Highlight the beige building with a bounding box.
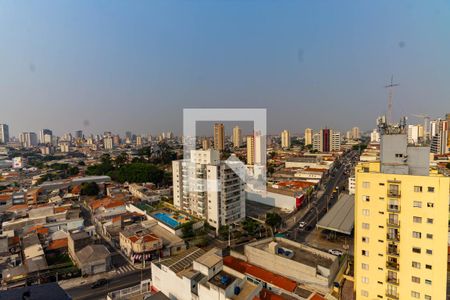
[246,135,255,165]
[304,128,313,146]
[232,126,241,148]
[119,224,163,263]
[280,130,290,149]
[213,123,224,151]
[202,138,210,150]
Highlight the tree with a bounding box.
[80,182,99,196]
[181,222,194,238]
[242,219,259,235]
[265,213,282,231]
[68,166,79,176]
[114,152,128,168]
[218,225,230,240]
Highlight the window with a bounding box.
[379,182,385,186]
[426,249,433,255]
[427,186,435,192]
[425,279,432,285]
[362,181,370,188]
[362,250,369,256]
[361,263,369,270]
[411,291,420,298]
[427,218,433,224]
[412,247,421,254]
[362,195,370,202]
[425,264,432,270]
[411,276,420,283]
[362,223,370,229]
[427,202,434,208]
[395,153,403,158]
[425,296,432,300]
[361,290,369,297]
[412,231,421,239]
[362,209,370,216]
[412,261,421,269]
[413,216,422,223]
[413,201,422,208]
[414,186,423,192]
[362,236,369,243]
[361,276,369,284]
[426,233,433,239]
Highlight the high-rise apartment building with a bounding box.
[172,149,245,231]
[355,120,449,300]
[280,130,290,149]
[202,139,210,150]
[370,129,380,143]
[0,124,9,144]
[39,129,53,144]
[246,135,254,165]
[430,119,448,154]
[312,128,340,152]
[352,127,360,140]
[104,136,114,150]
[232,126,241,148]
[213,123,224,151]
[20,132,38,148]
[304,128,313,146]
[74,130,83,140]
[136,135,143,146]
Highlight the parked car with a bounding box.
[328,249,343,256]
[298,221,307,229]
[91,278,108,289]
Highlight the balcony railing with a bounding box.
[386,277,399,285]
[385,290,399,299]
[387,219,400,227]
[387,191,401,198]
[386,234,400,242]
[386,261,400,271]
[387,204,400,213]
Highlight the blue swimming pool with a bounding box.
[153,212,181,228]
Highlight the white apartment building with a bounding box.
[19,132,38,148]
[370,129,380,143]
[104,136,114,150]
[172,149,245,231]
[280,130,290,149]
[232,126,241,148]
[304,128,313,146]
[0,124,10,144]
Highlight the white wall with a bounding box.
[246,190,296,212]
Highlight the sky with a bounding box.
[1,0,450,137]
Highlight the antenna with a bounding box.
[385,75,399,123]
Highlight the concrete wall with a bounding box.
[151,263,193,300]
[246,190,296,212]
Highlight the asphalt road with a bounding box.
[67,269,152,300]
[288,151,357,242]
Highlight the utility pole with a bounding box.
[385,75,399,123]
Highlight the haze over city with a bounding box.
[1,1,450,136]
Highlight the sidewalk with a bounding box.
[58,269,119,290]
[284,190,325,230]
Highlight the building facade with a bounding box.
[232,126,241,148]
[280,130,290,149]
[354,121,449,300]
[0,124,9,144]
[213,123,224,151]
[304,128,313,146]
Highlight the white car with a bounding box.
[328,249,343,256]
[298,221,307,229]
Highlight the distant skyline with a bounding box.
[1,1,450,136]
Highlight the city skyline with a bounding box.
[1,1,450,136]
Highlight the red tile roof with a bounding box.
[6,204,28,212]
[254,289,285,300]
[47,238,68,250]
[223,256,297,292]
[90,197,125,210]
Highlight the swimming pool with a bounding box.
[153,212,181,228]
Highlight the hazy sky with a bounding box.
[1,1,450,137]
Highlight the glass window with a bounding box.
[426,233,433,239]
[412,261,421,269]
[361,263,369,270]
[427,218,433,224]
[362,181,370,188]
[413,201,422,208]
[411,276,420,283]
[362,223,370,229]
[413,216,422,223]
[412,247,421,254]
[427,186,434,192]
[414,186,423,192]
[362,209,370,216]
[412,231,421,239]
[411,291,420,298]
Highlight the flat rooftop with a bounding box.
[251,239,334,268]
[316,193,354,235]
[159,247,205,274]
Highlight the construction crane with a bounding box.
[385,75,399,123]
[411,113,431,140]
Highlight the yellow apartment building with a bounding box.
[355,120,449,300]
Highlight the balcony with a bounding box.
[386,261,399,271]
[387,219,400,227]
[385,291,399,299]
[387,247,399,257]
[387,190,401,198]
[386,233,400,242]
[387,204,400,213]
[386,277,399,285]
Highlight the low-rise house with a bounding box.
[120,224,163,263]
[128,183,161,204]
[0,282,72,300]
[90,197,127,221]
[75,244,111,275]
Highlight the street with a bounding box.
[66,269,152,300]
